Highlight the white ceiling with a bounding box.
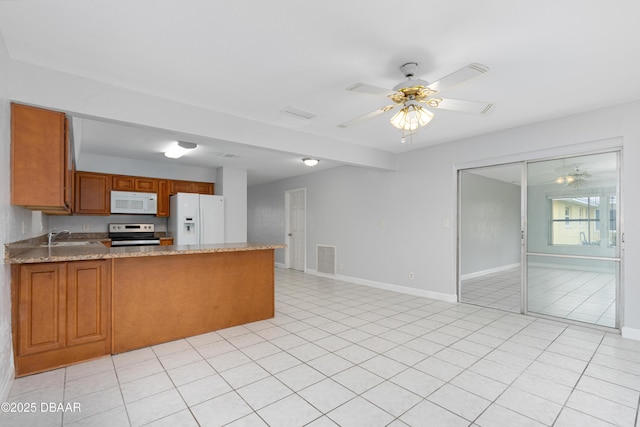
[1,1,639,185]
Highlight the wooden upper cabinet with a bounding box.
[112,175,158,193]
[170,180,214,195]
[135,177,157,193]
[11,103,73,214]
[75,172,110,215]
[111,175,135,191]
[74,171,213,217]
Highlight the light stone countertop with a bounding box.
[5,241,285,264]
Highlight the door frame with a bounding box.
[284,188,306,270]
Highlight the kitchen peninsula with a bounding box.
[6,240,284,376]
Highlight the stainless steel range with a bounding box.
[108,223,160,247]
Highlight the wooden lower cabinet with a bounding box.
[12,260,111,376]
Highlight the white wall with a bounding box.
[216,167,247,243]
[77,153,216,182]
[248,101,640,337]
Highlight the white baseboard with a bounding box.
[305,269,457,303]
[461,263,520,280]
[621,327,640,341]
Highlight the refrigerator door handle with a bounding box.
[199,206,204,242]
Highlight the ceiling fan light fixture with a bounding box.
[556,166,590,188]
[389,102,433,131]
[302,158,319,167]
[164,141,197,159]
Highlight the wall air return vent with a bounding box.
[316,245,336,275]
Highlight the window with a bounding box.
[550,196,601,245]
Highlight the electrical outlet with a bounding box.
[21,221,26,235]
[82,224,90,231]
[339,263,344,270]
[409,272,414,280]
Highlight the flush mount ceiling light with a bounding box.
[164,141,197,159]
[302,158,319,167]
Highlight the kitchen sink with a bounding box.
[41,241,102,247]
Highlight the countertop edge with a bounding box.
[5,243,286,264]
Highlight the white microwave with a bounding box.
[110,191,158,215]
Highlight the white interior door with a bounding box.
[286,189,305,271]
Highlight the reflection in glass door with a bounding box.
[459,164,523,313]
[526,152,620,328]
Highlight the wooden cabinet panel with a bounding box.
[75,172,110,215]
[170,180,194,194]
[66,261,110,347]
[17,264,66,356]
[157,179,170,217]
[159,238,173,246]
[11,103,72,214]
[170,180,214,195]
[193,181,214,194]
[135,177,157,192]
[112,175,135,191]
[112,175,158,193]
[113,250,274,353]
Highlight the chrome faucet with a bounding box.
[48,229,71,246]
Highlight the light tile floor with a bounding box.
[461,266,616,328]
[3,269,639,426]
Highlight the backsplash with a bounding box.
[49,214,168,233]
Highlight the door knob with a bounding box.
[288,233,292,236]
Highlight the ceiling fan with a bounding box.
[338,62,494,138]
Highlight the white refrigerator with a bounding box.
[168,193,224,245]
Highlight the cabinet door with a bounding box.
[75,172,110,215]
[170,180,214,195]
[157,179,170,217]
[193,182,214,194]
[170,180,193,194]
[17,264,66,356]
[66,261,110,347]
[112,175,135,191]
[11,103,70,213]
[135,177,157,192]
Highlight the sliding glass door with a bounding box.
[526,152,620,327]
[458,164,523,313]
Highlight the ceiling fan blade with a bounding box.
[426,63,489,94]
[338,104,398,128]
[345,83,396,97]
[423,98,494,115]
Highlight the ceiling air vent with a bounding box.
[215,152,238,158]
[281,105,317,120]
